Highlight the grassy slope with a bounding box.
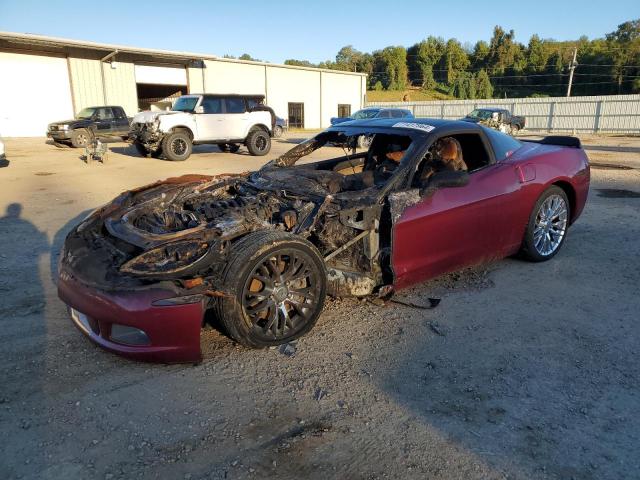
[367,88,453,103]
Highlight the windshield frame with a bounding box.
[261,126,425,202]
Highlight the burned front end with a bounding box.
[59,127,416,361]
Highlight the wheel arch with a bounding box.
[246,123,271,138]
[169,126,194,140]
[550,180,577,224]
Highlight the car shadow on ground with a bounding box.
[369,217,640,479]
[108,143,253,160]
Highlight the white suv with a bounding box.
[129,94,275,161]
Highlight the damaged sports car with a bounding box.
[58,118,590,362]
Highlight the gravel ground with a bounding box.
[0,134,639,479]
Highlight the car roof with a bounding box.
[181,93,264,99]
[328,117,481,134]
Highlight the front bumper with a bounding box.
[58,270,205,363]
[47,130,71,140]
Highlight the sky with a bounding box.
[0,0,638,64]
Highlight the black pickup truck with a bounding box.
[47,106,131,147]
[462,108,526,135]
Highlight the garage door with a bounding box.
[134,65,187,85]
[0,52,74,137]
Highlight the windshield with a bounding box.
[467,109,494,120]
[352,109,380,120]
[77,108,96,119]
[172,97,199,112]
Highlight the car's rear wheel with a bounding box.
[215,231,327,348]
[520,186,570,262]
[246,129,271,156]
[162,131,192,161]
[70,129,89,148]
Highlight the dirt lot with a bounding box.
[1,134,639,480]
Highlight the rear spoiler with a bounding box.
[524,135,582,148]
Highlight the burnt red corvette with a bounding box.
[58,118,589,362]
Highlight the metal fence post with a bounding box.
[548,102,556,133]
[440,103,445,119]
[594,100,603,134]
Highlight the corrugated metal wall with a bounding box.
[368,94,640,134]
[68,58,103,113]
[101,61,138,117]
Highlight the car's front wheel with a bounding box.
[162,131,192,161]
[510,124,520,136]
[520,186,570,262]
[245,129,271,156]
[70,129,90,148]
[215,231,327,348]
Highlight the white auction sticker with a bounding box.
[392,122,435,132]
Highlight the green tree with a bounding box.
[471,40,490,70]
[452,71,476,99]
[475,69,493,98]
[374,46,408,90]
[408,36,445,88]
[284,59,316,67]
[440,39,470,84]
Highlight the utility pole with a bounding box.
[566,47,578,97]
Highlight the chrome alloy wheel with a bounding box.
[533,194,568,256]
[241,250,321,341]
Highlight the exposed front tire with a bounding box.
[215,231,327,348]
[245,129,271,156]
[520,186,570,262]
[162,131,192,161]
[70,129,90,148]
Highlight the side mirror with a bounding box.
[194,105,204,114]
[419,171,470,197]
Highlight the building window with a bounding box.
[288,102,304,128]
[338,104,351,118]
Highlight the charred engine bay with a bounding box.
[61,169,387,296]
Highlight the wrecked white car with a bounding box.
[129,94,275,161]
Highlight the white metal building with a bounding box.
[0,32,367,137]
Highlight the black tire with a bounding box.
[510,125,520,136]
[133,141,150,157]
[520,186,570,262]
[245,129,271,156]
[162,131,192,161]
[70,129,90,148]
[273,125,283,138]
[228,143,241,153]
[214,231,327,348]
[218,143,230,152]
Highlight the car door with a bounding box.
[195,97,224,140]
[219,97,250,140]
[110,107,129,135]
[390,133,524,289]
[94,107,114,135]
